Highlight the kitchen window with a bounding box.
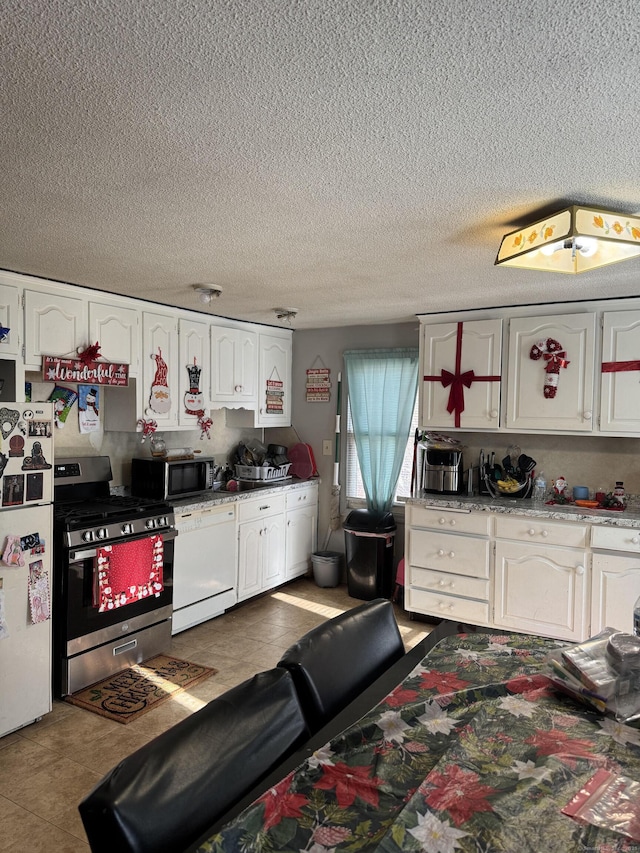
[345,398,419,505]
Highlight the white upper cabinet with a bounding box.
[256,332,292,427]
[0,282,21,356]
[505,312,596,432]
[420,319,502,430]
[599,309,640,433]
[178,317,210,428]
[141,311,180,428]
[210,325,257,408]
[24,287,87,369]
[88,301,141,376]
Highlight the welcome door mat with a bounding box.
[65,655,217,724]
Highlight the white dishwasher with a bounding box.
[172,503,237,634]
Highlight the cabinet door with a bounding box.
[286,504,318,579]
[178,317,210,427]
[494,540,588,641]
[210,326,257,407]
[238,519,264,601]
[505,312,596,431]
[89,302,140,375]
[256,333,292,427]
[420,319,502,430]
[591,552,640,634]
[0,283,20,356]
[24,288,87,368]
[600,310,640,433]
[263,513,286,589]
[142,311,179,427]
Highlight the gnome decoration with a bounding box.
[184,360,205,417]
[148,349,171,415]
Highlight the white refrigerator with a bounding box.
[0,403,54,738]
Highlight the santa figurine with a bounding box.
[553,476,568,497]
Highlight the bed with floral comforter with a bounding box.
[197,632,640,853]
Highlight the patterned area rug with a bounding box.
[65,655,217,724]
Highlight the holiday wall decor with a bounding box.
[148,349,171,414]
[530,338,570,398]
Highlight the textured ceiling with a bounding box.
[2,1,640,330]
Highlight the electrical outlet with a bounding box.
[323,439,332,456]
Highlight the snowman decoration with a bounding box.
[148,349,172,415]
[184,360,205,417]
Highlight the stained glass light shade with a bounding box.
[495,206,640,273]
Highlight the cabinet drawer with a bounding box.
[494,515,588,548]
[407,505,491,536]
[408,528,490,578]
[409,567,489,601]
[238,494,286,523]
[591,525,640,553]
[285,486,318,509]
[406,587,490,625]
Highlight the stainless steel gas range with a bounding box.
[52,456,177,696]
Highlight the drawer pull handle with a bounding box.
[449,519,456,526]
[541,530,548,537]
[528,529,535,536]
[632,537,639,545]
[438,549,445,556]
[490,409,499,419]
[438,602,454,611]
[438,579,445,586]
[439,518,446,525]
[576,565,585,575]
[449,551,455,558]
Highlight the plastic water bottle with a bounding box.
[533,472,546,504]
[634,594,640,637]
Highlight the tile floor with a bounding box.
[0,578,433,852]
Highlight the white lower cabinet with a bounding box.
[237,494,286,601]
[285,484,318,580]
[405,505,492,625]
[405,502,611,642]
[492,516,589,642]
[590,525,640,634]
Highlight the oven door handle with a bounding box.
[69,528,178,561]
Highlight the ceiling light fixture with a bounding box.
[274,307,298,323]
[192,284,223,304]
[495,205,640,273]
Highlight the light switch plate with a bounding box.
[322,440,332,456]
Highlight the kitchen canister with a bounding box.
[572,486,589,500]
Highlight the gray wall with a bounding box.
[288,321,420,566]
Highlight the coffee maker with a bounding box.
[416,443,464,495]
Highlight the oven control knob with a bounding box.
[146,518,156,529]
[96,528,107,539]
[122,523,133,535]
[158,516,167,527]
[82,530,94,542]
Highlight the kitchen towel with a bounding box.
[96,535,164,611]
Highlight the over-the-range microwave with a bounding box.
[130,456,217,501]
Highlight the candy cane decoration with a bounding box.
[529,338,570,398]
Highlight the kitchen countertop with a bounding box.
[170,478,320,514]
[406,493,640,528]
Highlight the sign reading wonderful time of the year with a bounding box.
[42,356,129,387]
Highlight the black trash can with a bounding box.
[343,509,396,600]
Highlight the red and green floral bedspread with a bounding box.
[198,633,640,852]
